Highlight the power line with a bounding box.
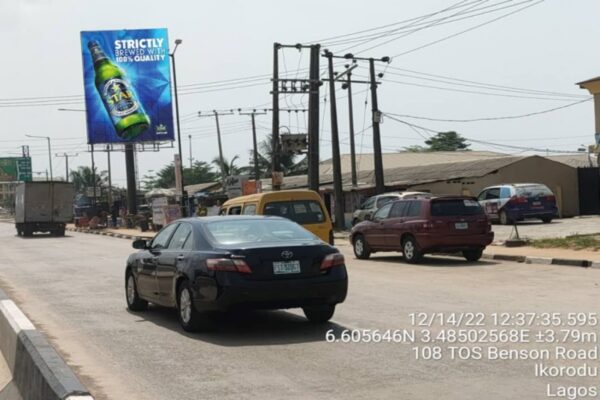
[382,98,592,123]
[392,0,545,58]
[386,66,588,99]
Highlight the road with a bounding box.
[0,221,598,399]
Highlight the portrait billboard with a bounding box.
[80,28,174,144]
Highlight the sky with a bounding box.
[1,0,599,187]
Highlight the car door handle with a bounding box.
[176,255,185,261]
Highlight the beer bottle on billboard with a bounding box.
[87,41,150,140]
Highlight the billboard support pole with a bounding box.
[91,144,96,206]
[169,39,185,215]
[125,144,137,215]
[107,146,112,207]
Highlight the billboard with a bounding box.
[80,28,174,145]
[0,158,32,182]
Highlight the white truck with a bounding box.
[15,182,74,237]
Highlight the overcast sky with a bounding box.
[1,0,599,187]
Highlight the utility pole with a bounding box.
[188,134,193,168]
[55,152,78,182]
[343,64,358,187]
[307,44,321,192]
[369,58,385,194]
[125,144,136,214]
[198,110,235,187]
[169,39,185,213]
[323,50,345,230]
[271,43,281,190]
[239,109,268,187]
[339,54,391,194]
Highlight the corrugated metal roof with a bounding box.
[319,151,506,175]
[545,154,598,168]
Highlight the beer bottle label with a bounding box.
[100,78,140,123]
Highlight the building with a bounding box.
[262,152,599,224]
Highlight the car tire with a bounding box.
[125,271,148,312]
[499,211,512,225]
[541,216,552,224]
[402,236,423,264]
[463,249,483,262]
[22,227,33,237]
[177,281,206,332]
[353,234,371,259]
[303,304,335,323]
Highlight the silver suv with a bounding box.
[352,192,431,226]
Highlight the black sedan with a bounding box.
[125,216,348,331]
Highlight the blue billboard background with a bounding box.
[80,28,174,144]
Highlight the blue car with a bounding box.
[477,184,558,225]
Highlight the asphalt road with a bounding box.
[0,221,598,400]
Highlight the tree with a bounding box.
[248,134,301,178]
[211,155,242,177]
[142,161,217,190]
[403,145,429,153]
[424,131,470,151]
[69,166,108,193]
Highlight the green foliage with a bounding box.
[211,155,241,177]
[424,131,470,151]
[69,166,108,193]
[142,161,217,190]
[531,234,600,250]
[248,134,306,178]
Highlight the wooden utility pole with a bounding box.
[369,58,385,194]
[307,44,321,192]
[198,110,235,188]
[324,50,345,230]
[55,152,78,182]
[271,43,281,190]
[239,109,267,186]
[344,67,358,187]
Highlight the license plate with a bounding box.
[455,222,468,230]
[273,260,301,274]
[532,201,541,206]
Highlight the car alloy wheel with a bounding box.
[402,236,422,264]
[125,272,147,311]
[179,288,192,325]
[353,235,370,259]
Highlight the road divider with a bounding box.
[0,288,93,400]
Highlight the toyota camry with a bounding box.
[125,216,348,331]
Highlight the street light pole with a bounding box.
[26,134,53,181]
[169,39,185,214]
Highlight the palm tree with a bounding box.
[69,166,107,193]
[249,134,301,178]
[212,155,241,177]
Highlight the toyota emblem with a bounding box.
[281,250,294,260]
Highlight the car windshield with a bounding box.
[204,219,318,245]
[515,185,553,198]
[263,200,325,224]
[431,199,484,216]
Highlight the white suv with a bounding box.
[352,191,431,226]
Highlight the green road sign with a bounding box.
[0,157,32,182]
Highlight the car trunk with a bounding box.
[514,186,556,213]
[228,243,329,281]
[430,199,489,235]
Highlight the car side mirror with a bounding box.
[132,239,149,250]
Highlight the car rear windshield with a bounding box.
[204,219,318,246]
[430,199,484,216]
[515,185,553,198]
[263,200,325,224]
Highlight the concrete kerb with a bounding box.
[0,288,93,400]
[67,227,600,270]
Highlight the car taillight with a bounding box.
[510,196,528,204]
[206,258,252,274]
[320,253,345,270]
[545,195,556,202]
[421,222,434,230]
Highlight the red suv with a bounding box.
[350,196,494,263]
